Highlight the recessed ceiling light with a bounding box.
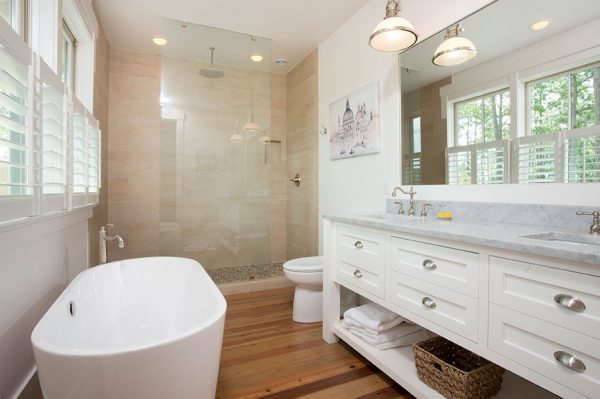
[152,37,168,46]
[251,54,264,63]
[274,58,288,65]
[530,20,550,31]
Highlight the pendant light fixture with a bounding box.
[230,121,244,143]
[369,0,418,52]
[432,24,477,67]
[243,88,260,134]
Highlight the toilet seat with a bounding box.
[283,256,323,273]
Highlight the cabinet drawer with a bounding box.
[389,271,478,341]
[489,304,600,398]
[489,257,600,340]
[338,258,385,299]
[337,225,386,272]
[390,237,479,297]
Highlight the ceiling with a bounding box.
[94,0,371,73]
[400,0,600,93]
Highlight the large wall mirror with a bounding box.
[400,0,600,186]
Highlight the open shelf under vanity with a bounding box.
[333,322,558,399]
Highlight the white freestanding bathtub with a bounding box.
[31,257,227,399]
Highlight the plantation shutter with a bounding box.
[41,59,67,212]
[0,23,33,222]
[86,113,100,202]
[564,127,600,183]
[513,133,560,184]
[446,147,472,185]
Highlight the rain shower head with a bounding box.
[199,47,225,78]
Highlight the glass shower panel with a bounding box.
[159,19,276,281]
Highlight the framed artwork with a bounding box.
[329,82,380,160]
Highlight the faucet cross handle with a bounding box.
[420,203,433,217]
[576,210,600,235]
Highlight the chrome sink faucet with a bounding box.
[576,210,600,235]
[99,224,125,264]
[392,186,417,216]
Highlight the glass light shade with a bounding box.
[230,133,244,143]
[243,120,260,133]
[432,36,477,66]
[369,17,418,52]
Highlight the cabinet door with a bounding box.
[489,256,600,340]
[390,236,479,297]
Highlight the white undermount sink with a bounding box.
[520,231,600,246]
[359,213,417,222]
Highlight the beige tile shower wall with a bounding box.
[106,49,161,261]
[88,12,110,266]
[285,49,319,259]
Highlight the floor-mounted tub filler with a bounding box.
[31,257,227,399]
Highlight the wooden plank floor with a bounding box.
[217,287,414,399]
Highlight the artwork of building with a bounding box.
[329,82,380,160]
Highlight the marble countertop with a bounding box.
[323,213,600,265]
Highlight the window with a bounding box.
[529,64,600,135]
[61,20,76,89]
[448,89,511,185]
[455,89,510,145]
[518,63,600,184]
[0,0,25,38]
[402,116,422,184]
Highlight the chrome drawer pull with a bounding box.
[422,259,437,271]
[554,351,586,373]
[554,294,586,312]
[353,270,363,278]
[354,241,364,249]
[422,297,436,309]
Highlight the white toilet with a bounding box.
[283,256,323,323]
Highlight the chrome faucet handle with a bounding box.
[394,201,404,215]
[420,203,433,217]
[577,210,600,234]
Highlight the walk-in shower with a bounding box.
[157,19,284,284]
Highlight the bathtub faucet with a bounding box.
[99,224,125,264]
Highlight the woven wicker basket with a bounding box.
[413,337,505,399]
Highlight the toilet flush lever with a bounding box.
[353,270,363,278]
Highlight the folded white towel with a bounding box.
[342,317,414,339]
[343,303,407,332]
[342,319,423,344]
[372,329,431,350]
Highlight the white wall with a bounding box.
[318,0,493,251]
[0,209,91,399]
[318,0,600,251]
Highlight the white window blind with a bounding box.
[447,140,509,185]
[87,117,100,195]
[71,98,87,196]
[447,147,472,185]
[513,133,560,184]
[40,59,67,212]
[564,127,600,183]
[402,153,421,185]
[0,21,32,222]
[475,141,509,185]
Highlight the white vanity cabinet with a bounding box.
[323,219,600,399]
